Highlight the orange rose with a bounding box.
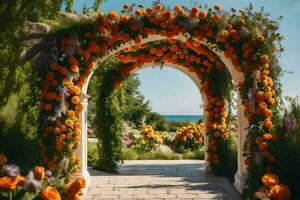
[0,153,7,167]
[42,186,61,200]
[33,166,45,180]
[262,173,279,188]
[65,119,74,127]
[270,184,291,200]
[67,178,86,200]
[0,176,25,191]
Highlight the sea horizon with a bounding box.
[162,115,203,122]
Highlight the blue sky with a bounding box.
[75,0,300,115]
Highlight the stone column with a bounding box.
[233,95,248,193]
[71,95,90,191]
[203,108,211,173]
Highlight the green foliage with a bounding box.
[181,149,204,160]
[218,134,238,183]
[88,141,99,166]
[0,62,41,172]
[121,148,182,160]
[271,97,300,199]
[123,74,151,125]
[94,60,124,173]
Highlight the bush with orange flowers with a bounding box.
[174,123,205,152]
[137,124,164,151]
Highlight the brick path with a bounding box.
[82,160,241,200]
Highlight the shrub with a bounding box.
[174,123,205,153]
[136,124,164,152]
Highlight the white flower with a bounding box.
[24,171,42,193]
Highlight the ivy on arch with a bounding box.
[39,3,288,199]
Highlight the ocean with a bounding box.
[163,115,203,122]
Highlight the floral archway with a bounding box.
[40,3,289,199]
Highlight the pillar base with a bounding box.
[233,172,246,194]
[70,170,91,194]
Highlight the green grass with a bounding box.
[88,141,99,166]
[121,148,181,160]
[88,140,205,162]
[182,149,204,160]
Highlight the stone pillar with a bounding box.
[71,95,90,192]
[233,95,248,193]
[203,109,211,173]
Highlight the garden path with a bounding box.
[82,160,241,200]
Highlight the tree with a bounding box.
[123,74,151,125]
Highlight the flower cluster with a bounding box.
[175,123,205,145]
[139,124,164,145]
[0,153,85,200]
[254,173,291,200]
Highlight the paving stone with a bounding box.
[83,160,241,200]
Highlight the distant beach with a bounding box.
[162,115,203,122]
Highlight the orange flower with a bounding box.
[0,153,7,167]
[71,65,80,73]
[0,176,25,191]
[258,35,265,42]
[260,55,269,63]
[33,166,45,180]
[44,104,53,111]
[123,3,129,10]
[262,173,279,188]
[134,36,142,44]
[71,96,80,104]
[67,110,75,118]
[67,178,86,200]
[42,186,61,200]
[214,5,221,11]
[263,133,272,140]
[53,127,60,135]
[213,14,221,22]
[46,72,55,80]
[72,86,81,95]
[270,184,291,200]
[108,10,118,19]
[198,11,206,19]
[135,9,143,16]
[65,119,74,128]
[264,119,273,129]
[259,142,268,150]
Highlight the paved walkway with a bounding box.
[83,160,241,200]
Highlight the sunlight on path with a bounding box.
[82,160,241,200]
